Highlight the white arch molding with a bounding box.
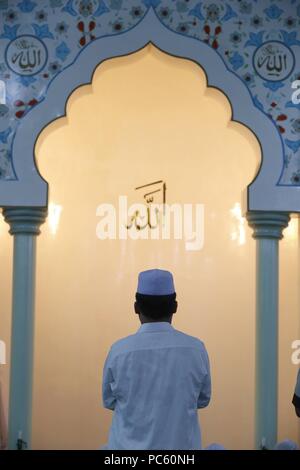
[0,8,297,212]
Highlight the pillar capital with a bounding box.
[246,211,290,240]
[2,207,47,236]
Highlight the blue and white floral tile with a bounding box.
[0,0,299,185]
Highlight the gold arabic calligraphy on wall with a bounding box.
[126,180,166,231]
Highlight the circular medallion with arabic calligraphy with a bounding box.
[5,35,48,77]
[253,40,295,82]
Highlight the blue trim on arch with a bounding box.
[5,10,150,185]
[150,9,288,188]
[0,7,299,211]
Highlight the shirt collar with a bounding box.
[137,322,174,334]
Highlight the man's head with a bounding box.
[134,269,177,323]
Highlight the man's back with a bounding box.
[102,322,211,450]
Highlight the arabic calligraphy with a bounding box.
[253,41,295,82]
[126,180,166,231]
[5,35,48,76]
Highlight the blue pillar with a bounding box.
[247,211,290,450]
[3,207,47,450]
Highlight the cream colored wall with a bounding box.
[0,45,299,449]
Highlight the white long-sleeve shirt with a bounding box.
[102,321,211,450]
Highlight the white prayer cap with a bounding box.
[137,269,175,295]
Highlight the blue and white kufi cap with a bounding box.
[137,269,175,296]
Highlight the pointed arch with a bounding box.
[0,9,288,211]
